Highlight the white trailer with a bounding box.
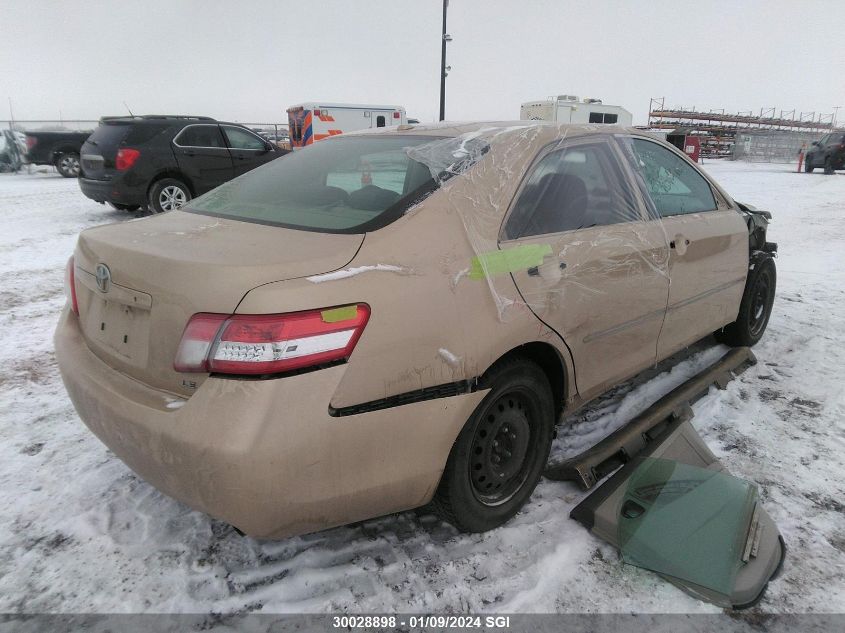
[287,102,407,149]
[520,95,632,126]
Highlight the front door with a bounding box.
[171,124,234,195]
[504,136,670,399]
[222,125,278,177]
[618,136,748,359]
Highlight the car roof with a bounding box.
[100,115,216,126]
[342,120,642,141]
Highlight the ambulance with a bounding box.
[286,103,407,149]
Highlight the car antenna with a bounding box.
[123,101,135,117]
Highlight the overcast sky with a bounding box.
[2,0,844,127]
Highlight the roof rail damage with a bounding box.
[550,347,785,609]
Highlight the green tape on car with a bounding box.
[321,305,358,323]
[469,244,552,280]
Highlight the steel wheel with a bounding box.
[469,389,535,506]
[159,185,188,211]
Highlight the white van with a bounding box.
[287,103,407,149]
[520,95,632,126]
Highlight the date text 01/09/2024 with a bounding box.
[331,615,512,629]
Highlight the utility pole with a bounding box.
[833,106,841,129]
[439,0,451,121]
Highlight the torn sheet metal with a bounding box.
[570,418,785,609]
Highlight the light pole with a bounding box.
[833,106,841,129]
[439,0,451,121]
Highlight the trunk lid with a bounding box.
[73,211,364,396]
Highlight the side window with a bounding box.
[504,141,641,239]
[588,112,619,124]
[223,126,267,150]
[174,125,226,148]
[624,138,717,217]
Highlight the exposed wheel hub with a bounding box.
[470,394,532,503]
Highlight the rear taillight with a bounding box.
[65,257,79,315]
[174,304,370,375]
[115,148,141,171]
[25,136,37,151]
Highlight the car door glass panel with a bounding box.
[174,125,226,148]
[505,141,640,239]
[625,138,716,217]
[223,126,267,150]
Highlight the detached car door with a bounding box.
[617,136,748,359]
[222,125,278,176]
[172,124,234,195]
[503,136,670,399]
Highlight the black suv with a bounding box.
[79,115,287,213]
[804,131,845,174]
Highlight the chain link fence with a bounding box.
[732,129,826,163]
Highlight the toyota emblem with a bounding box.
[95,263,111,293]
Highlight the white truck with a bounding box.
[286,102,407,149]
[520,95,632,126]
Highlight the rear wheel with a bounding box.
[823,157,835,175]
[431,357,555,532]
[149,178,191,213]
[715,256,776,347]
[55,153,80,178]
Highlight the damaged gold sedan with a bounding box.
[55,122,776,539]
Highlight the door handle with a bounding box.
[669,238,690,249]
[527,262,566,276]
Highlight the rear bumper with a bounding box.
[54,307,485,538]
[79,177,146,206]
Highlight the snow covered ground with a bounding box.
[0,162,843,615]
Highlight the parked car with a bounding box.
[24,130,92,177]
[78,115,288,213]
[55,122,777,539]
[804,131,845,174]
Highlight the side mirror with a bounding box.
[811,141,820,146]
[265,141,275,151]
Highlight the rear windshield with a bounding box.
[85,124,130,148]
[185,136,453,233]
[86,122,167,149]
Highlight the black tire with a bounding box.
[823,157,835,175]
[148,178,191,213]
[804,154,814,173]
[715,256,776,347]
[55,152,80,178]
[108,202,141,212]
[431,357,555,532]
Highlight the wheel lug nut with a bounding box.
[492,455,501,464]
[504,450,511,458]
[493,440,499,448]
[510,433,516,439]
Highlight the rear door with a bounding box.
[172,124,234,194]
[504,136,670,399]
[618,136,747,359]
[221,125,277,176]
